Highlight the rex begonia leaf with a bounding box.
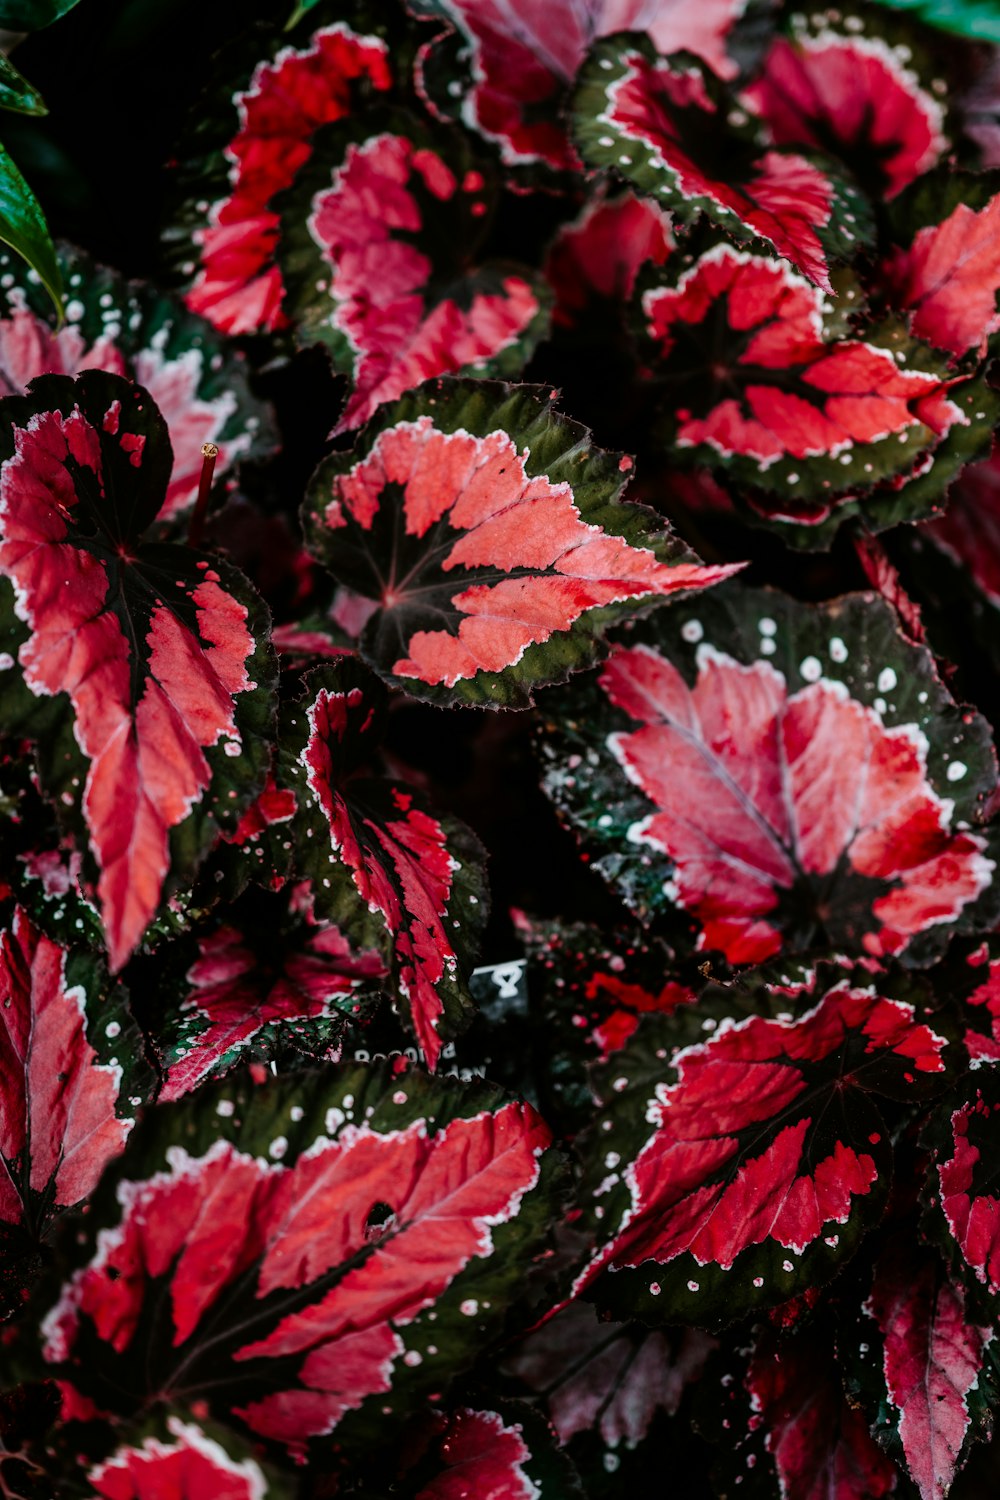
[169,14,396,335]
[0,244,275,521]
[880,171,1000,360]
[33,1065,560,1460]
[572,976,949,1327]
[154,906,385,1101]
[539,585,998,966]
[544,186,673,333]
[303,377,741,709]
[571,36,871,293]
[922,1064,1000,1309]
[744,6,950,201]
[275,659,487,1069]
[86,1414,294,1500]
[845,1235,1000,1500]
[0,370,277,972]
[0,906,153,1319]
[704,1324,900,1498]
[278,109,550,433]
[634,245,972,536]
[410,0,748,173]
[415,1402,582,1499]
[504,1299,713,1462]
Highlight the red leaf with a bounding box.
[0,372,275,970]
[868,1239,992,1500]
[601,640,990,964]
[184,23,393,334]
[157,918,385,1101]
[305,380,740,706]
[279,662,487,1068]
[747,1329,899,1498]
[545,189,673,330]
[572,42,864,291]
[925,441,1000,610]
[746,27,946,199]
[933,1078,1000,1299]
[642,244,961,481]
[415,1407,538,1499]
[0,245,274,520]
[0,908,146,1248]
[40,1071,556,1456]
[414,0,746,171]
[882,193,1000,358]
[575,976,948,1324]
[280,117,548,432]
[89,1416,276,1500]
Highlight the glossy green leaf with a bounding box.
[869,0,1000,42]
[0,0,82,28]
[0,55,44,116]
[0,144,60,318]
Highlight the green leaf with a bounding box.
[0,143,61,317]
[0,54,45,115]
[869,0,1000,42]
[0,0,82,28]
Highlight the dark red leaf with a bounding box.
[881,175,1000,358]
[540,586,997,965]
[572,37,870,291]
[156,910,385,1101]
[505,1299,713,1449]
[0,372,276,970]
[0,245,274,520]
[304,377,741,707]
[415,1406,553,1499]
[544,187,673,331]
[175,20,394,334]
[923,440,1000,615]
[0,907,152,1314]
[87,1414,291,1499]
[36,1067,559,1459]
[859,1237,996,1499]
[743,1326,899,1498]
[573,975,948,1326]
[636,244,965,521]
[411,0,746,173]
[278,111,549,432]
[923,1066,1000,1305]
[275,660,487,1068]
[745,14,948,200]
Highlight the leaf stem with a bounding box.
[188,442,219,548]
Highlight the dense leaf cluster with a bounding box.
[2,0,1000,1496]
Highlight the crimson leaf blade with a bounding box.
[304,377,741,708]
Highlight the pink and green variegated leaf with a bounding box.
[0,907,154,1319]
[304,377,741,708]
[539,584,998,966]
[633,246,981,543]
[0,244,275,521]
[33,1065,560,1461]
[845,1236,1000,1500]
[278,110,550,433]
[571,37,872,293]
[275,660,487,1069]
[572,975,949,1327]
[922,1065,1000,1308]
[86,1414,293,1500]
[414,1402,583,1498]
[504,1299,713,1472]
[544,186,673,333]
[744,7,949,201]
[703,1324,901,1498]
[410,0,748,174]
[0,371,277,973]
[154,904,385,1100]
[880,171,1000,360]
[167,14,397,335]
